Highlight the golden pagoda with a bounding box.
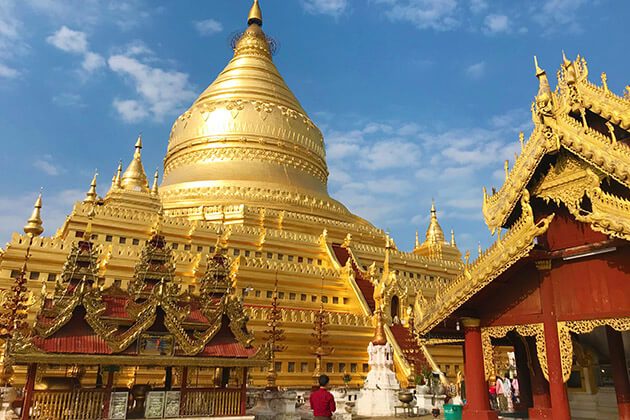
[0,1,465,389]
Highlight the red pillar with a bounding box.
[538,260,571,420]
[606,326,630,419]
[101,369,115,419]
[527,337,553,420]
[462,318,498,420]
[21,363,37,420]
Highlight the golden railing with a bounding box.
[181,388,242,417]
[30,389,106,420]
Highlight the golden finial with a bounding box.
[482,186,488,204]
[84,171,98,204]
[519,131,524,150]
[112,160,123,188]
[562,50,571,67]
[415,230,419,248]
[24,192,44,237]
[248,0,263,26]
[371,308,387,346]
[450,229,456,247]
[533,55,545,77]
[601,72,608,92]
[504,160,509,180]
[121,135,149,192]
[151,169,159,195]
[425,200,445,245]
[478,242,482,257]
[605,121,617,145]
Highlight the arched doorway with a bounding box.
[391,295,400,322]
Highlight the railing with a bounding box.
[180,388,242,417]
[31,389,106,420]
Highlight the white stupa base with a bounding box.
[356,388,400,417]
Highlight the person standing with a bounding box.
[310,374,336,420]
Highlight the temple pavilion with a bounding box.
[412,55,630,420]
[0,0,462,399]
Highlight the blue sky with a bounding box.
[0,0,628,255]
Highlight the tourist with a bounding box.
[488,381,497,410]
[310,374,336,420]
[495,375,507,412]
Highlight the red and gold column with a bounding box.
[537,260,571,420]
[462,317,498,420]
[21,363,37,420]
[606,326,630,419]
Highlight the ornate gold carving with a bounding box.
[557,322,573,383]
[534,260,551,271]
[481,324,547,381]
[565,317,630,334]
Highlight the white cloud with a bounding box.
[484,14,509,34]
[361,139,421,170]
[108,54,196,122]
[112,99,149,123]
[46,26,104,73]
[374,0,459,31]
[469,0,487,14]
[194,19,223,36]
[33,156,62,176]
[82,51,105,72]
[302,0,348,17]
[532,0,586,34]
[0,63,19,78]
[46,25,88,53]
[465,61,485,79]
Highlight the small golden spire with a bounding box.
[151,169,159,195]
[84,171,98,204]
[562,50,571,67]
[248,0,263,26]
[112,160,123,188]
[415,230,419,248]
[519,131,524,150]
[121,135,149,192]
[371,309,387,346]
[504,160,509,180]
[24,193,44,237]
[425,200,445,245]
[533,55,544,77]
[450,229,456,247]
[478,242,483,257]
[601,72,609,92]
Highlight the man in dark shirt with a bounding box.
[310,374,336,420]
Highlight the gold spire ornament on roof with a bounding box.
[450,229,456,247]
[84,172,98,204]
[248,0,263,26]
[24,193,44,237]
[151,169,159,196]
[120,135,149,192]
[425,200,445,245]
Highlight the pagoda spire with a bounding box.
[84,171,98,204]
[534,56,551,99]
[24,193,44,237]
[425,200,445,245]
[151,169,159,196]
[415,230,419,248]
[111,160,122,189]
[120,134,149,192]
[450,229,457,247]
[247,0,263,26]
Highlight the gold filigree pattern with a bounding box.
[481,324,547,380]
[565,317,630,334]
[557,322,573,382]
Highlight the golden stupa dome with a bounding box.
[160,1,352,220]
